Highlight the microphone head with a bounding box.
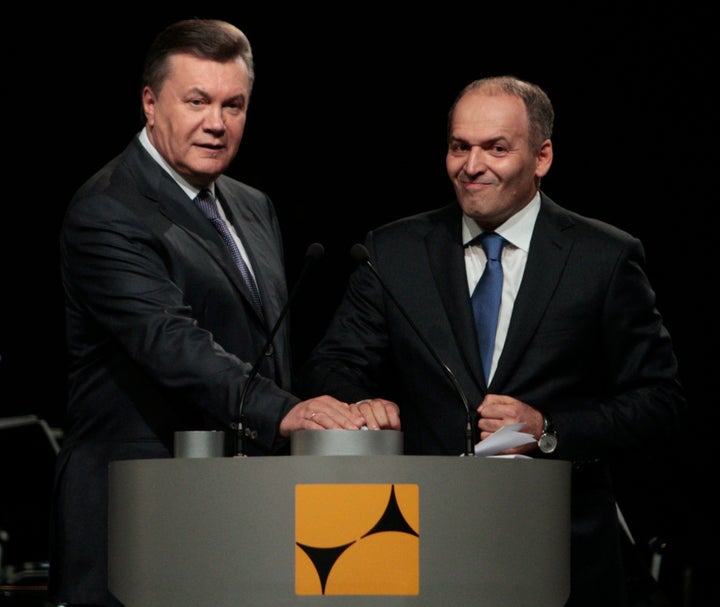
[305,242,325,261]
[350,243,370,264]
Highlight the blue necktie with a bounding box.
[194,189,264,317]
[470,232,505,383]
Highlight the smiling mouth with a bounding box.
[461,180,492,188]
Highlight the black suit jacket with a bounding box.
[49,135,300,605]
[299,194,686,606]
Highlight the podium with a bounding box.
[108,449,570,606]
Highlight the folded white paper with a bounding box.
[474,422,536,456]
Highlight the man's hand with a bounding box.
[279,396,401,436]
[348,398,401,431]
[477,394,543,455]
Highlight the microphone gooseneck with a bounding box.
[234,242,325,456]
[351,243,475,457]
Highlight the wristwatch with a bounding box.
[538,413,558,454]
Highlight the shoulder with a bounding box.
[371,204,460,243]
[215,174,278,224]
[64,156,132,231]
[215,174,271,207]
[540,193,641,250]
[65,137,152,219]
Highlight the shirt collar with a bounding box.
[461,191,541,253]
[138,127,215,201]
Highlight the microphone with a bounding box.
[234,242,325,456]
[350,243,475,457]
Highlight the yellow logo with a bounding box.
[295,484,419,595]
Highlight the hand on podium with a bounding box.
[279,396,401,436]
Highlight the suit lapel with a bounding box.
[426,209,486,392]
[164,188,260,315]
[127,140,267,326]
[214,185,274,328]
[491,197,575,390]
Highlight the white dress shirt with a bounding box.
[462,193,541,382]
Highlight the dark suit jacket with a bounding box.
[49,135,301,606]
[299,194,686,607]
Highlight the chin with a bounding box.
[459,198,488,216]
[191,161,226,180]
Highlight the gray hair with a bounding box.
[448,75,554,153]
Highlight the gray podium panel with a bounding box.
[109,456,570,606]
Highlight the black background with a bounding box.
[2,4,717,603]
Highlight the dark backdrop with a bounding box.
[2,5,716,603]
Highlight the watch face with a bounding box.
[539,433,557,454]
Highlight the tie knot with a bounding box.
[194,189,219,220]
[480,232,505,261]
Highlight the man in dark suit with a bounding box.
[298,75,686,606]
[49,18,399,607]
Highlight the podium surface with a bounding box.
[109,455,570,606]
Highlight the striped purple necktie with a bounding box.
[194,189,264,317]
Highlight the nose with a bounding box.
[464,146,486,175]
[205,105,226,132]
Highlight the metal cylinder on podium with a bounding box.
[173,430,225,458]
[290,429,403,455]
